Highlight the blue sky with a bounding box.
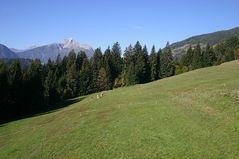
[1,0,239,51]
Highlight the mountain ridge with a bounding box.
[170,26,239,56]
[0,38,94,63]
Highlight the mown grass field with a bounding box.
[0,61,239,159]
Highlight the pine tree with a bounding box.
[91,48,103,92]
[123,45,135,85]
[150,45,158,81]
[133,41,143,83]
[44,59,58,104]
[192,43,202,69]
[160,42,175,78]
[24,59,45,112]
[111,42,123,81]
[157,49,162,79]
[8,61,23,114]
[78,55,91,95]
[181,45,193,68]
[65,50,77,98]
[97,67,109,91]
[103,47,113,89]
[76,51,87,71]
[203,43,215,67]
[141,45,150,83]
[0,61,9,119]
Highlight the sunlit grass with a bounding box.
[0,61,239,159]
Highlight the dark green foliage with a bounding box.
[141,45,150,83]
[160,43,175,78]
[2,39,238,122]
[0,61,9,119]
[24,59,45,111]
[123,45,136,85]
[149,45,158,81]
[65,51,78,97]
[179,37,239,73]
[103,47,113,89]
[181,45,193,68]
[78,52,91,95]
[97,67,109,91]
[133,42,150,83]
[44,59,58,104]
[111,42,123,81]
[157,49,162,79]
[192,43,202,69]
[91,48,103,92]
[202,44,215,67]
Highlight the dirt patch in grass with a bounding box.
[96,108,113,121]
[36,115,57,126]
[78,105,89,112]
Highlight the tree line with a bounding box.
[1,37,239,121]
[177,37,239,73]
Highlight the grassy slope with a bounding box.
[0,61,239,159]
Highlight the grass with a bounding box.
[0,60,239,159]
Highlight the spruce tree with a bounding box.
[141,45,150,83]
[160,42,175,78]
[192,43,202,69]
[0,61,9,119]
[111,42,123,81]
[91,48,103,92]
[150,45,158,81]
[103,47,113,89]
[8,61,23,114]
[24,59,45,112]
[78,55,91,95]
[203,43,215,67]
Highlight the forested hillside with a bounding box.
[1,37,239,122]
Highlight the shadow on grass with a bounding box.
[0,96,86,126]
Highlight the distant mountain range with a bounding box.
[0,38,94,63]
[170,26,239,56]
[0,44,18,59]
[1,27,239,62]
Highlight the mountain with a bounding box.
[16,38,94,63]
[0,44,18,59]
[170,26,239,56]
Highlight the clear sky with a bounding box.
[1,0,239,51]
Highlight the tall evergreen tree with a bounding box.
[91,48,103,92]
[8,61,23,114]
[160,42,175,78]
[97,67,109,91]
[133,41,143,83]
[44,59,58,104]
[111,42,123,81]
[123,45,136,85]
[192,43,202,69]
[181,45,193,67]
[150,45,158,81]
[0,61,9,119]
[157,49,162,79]
[103,47,113,89]
[65,50,78,98]
[78,53,91,95]
[141,45,150,83]
[24,59,44,112]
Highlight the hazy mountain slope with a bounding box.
[170,26,239,56]
[0,44,18,59]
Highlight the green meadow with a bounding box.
[0,60,239,159]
